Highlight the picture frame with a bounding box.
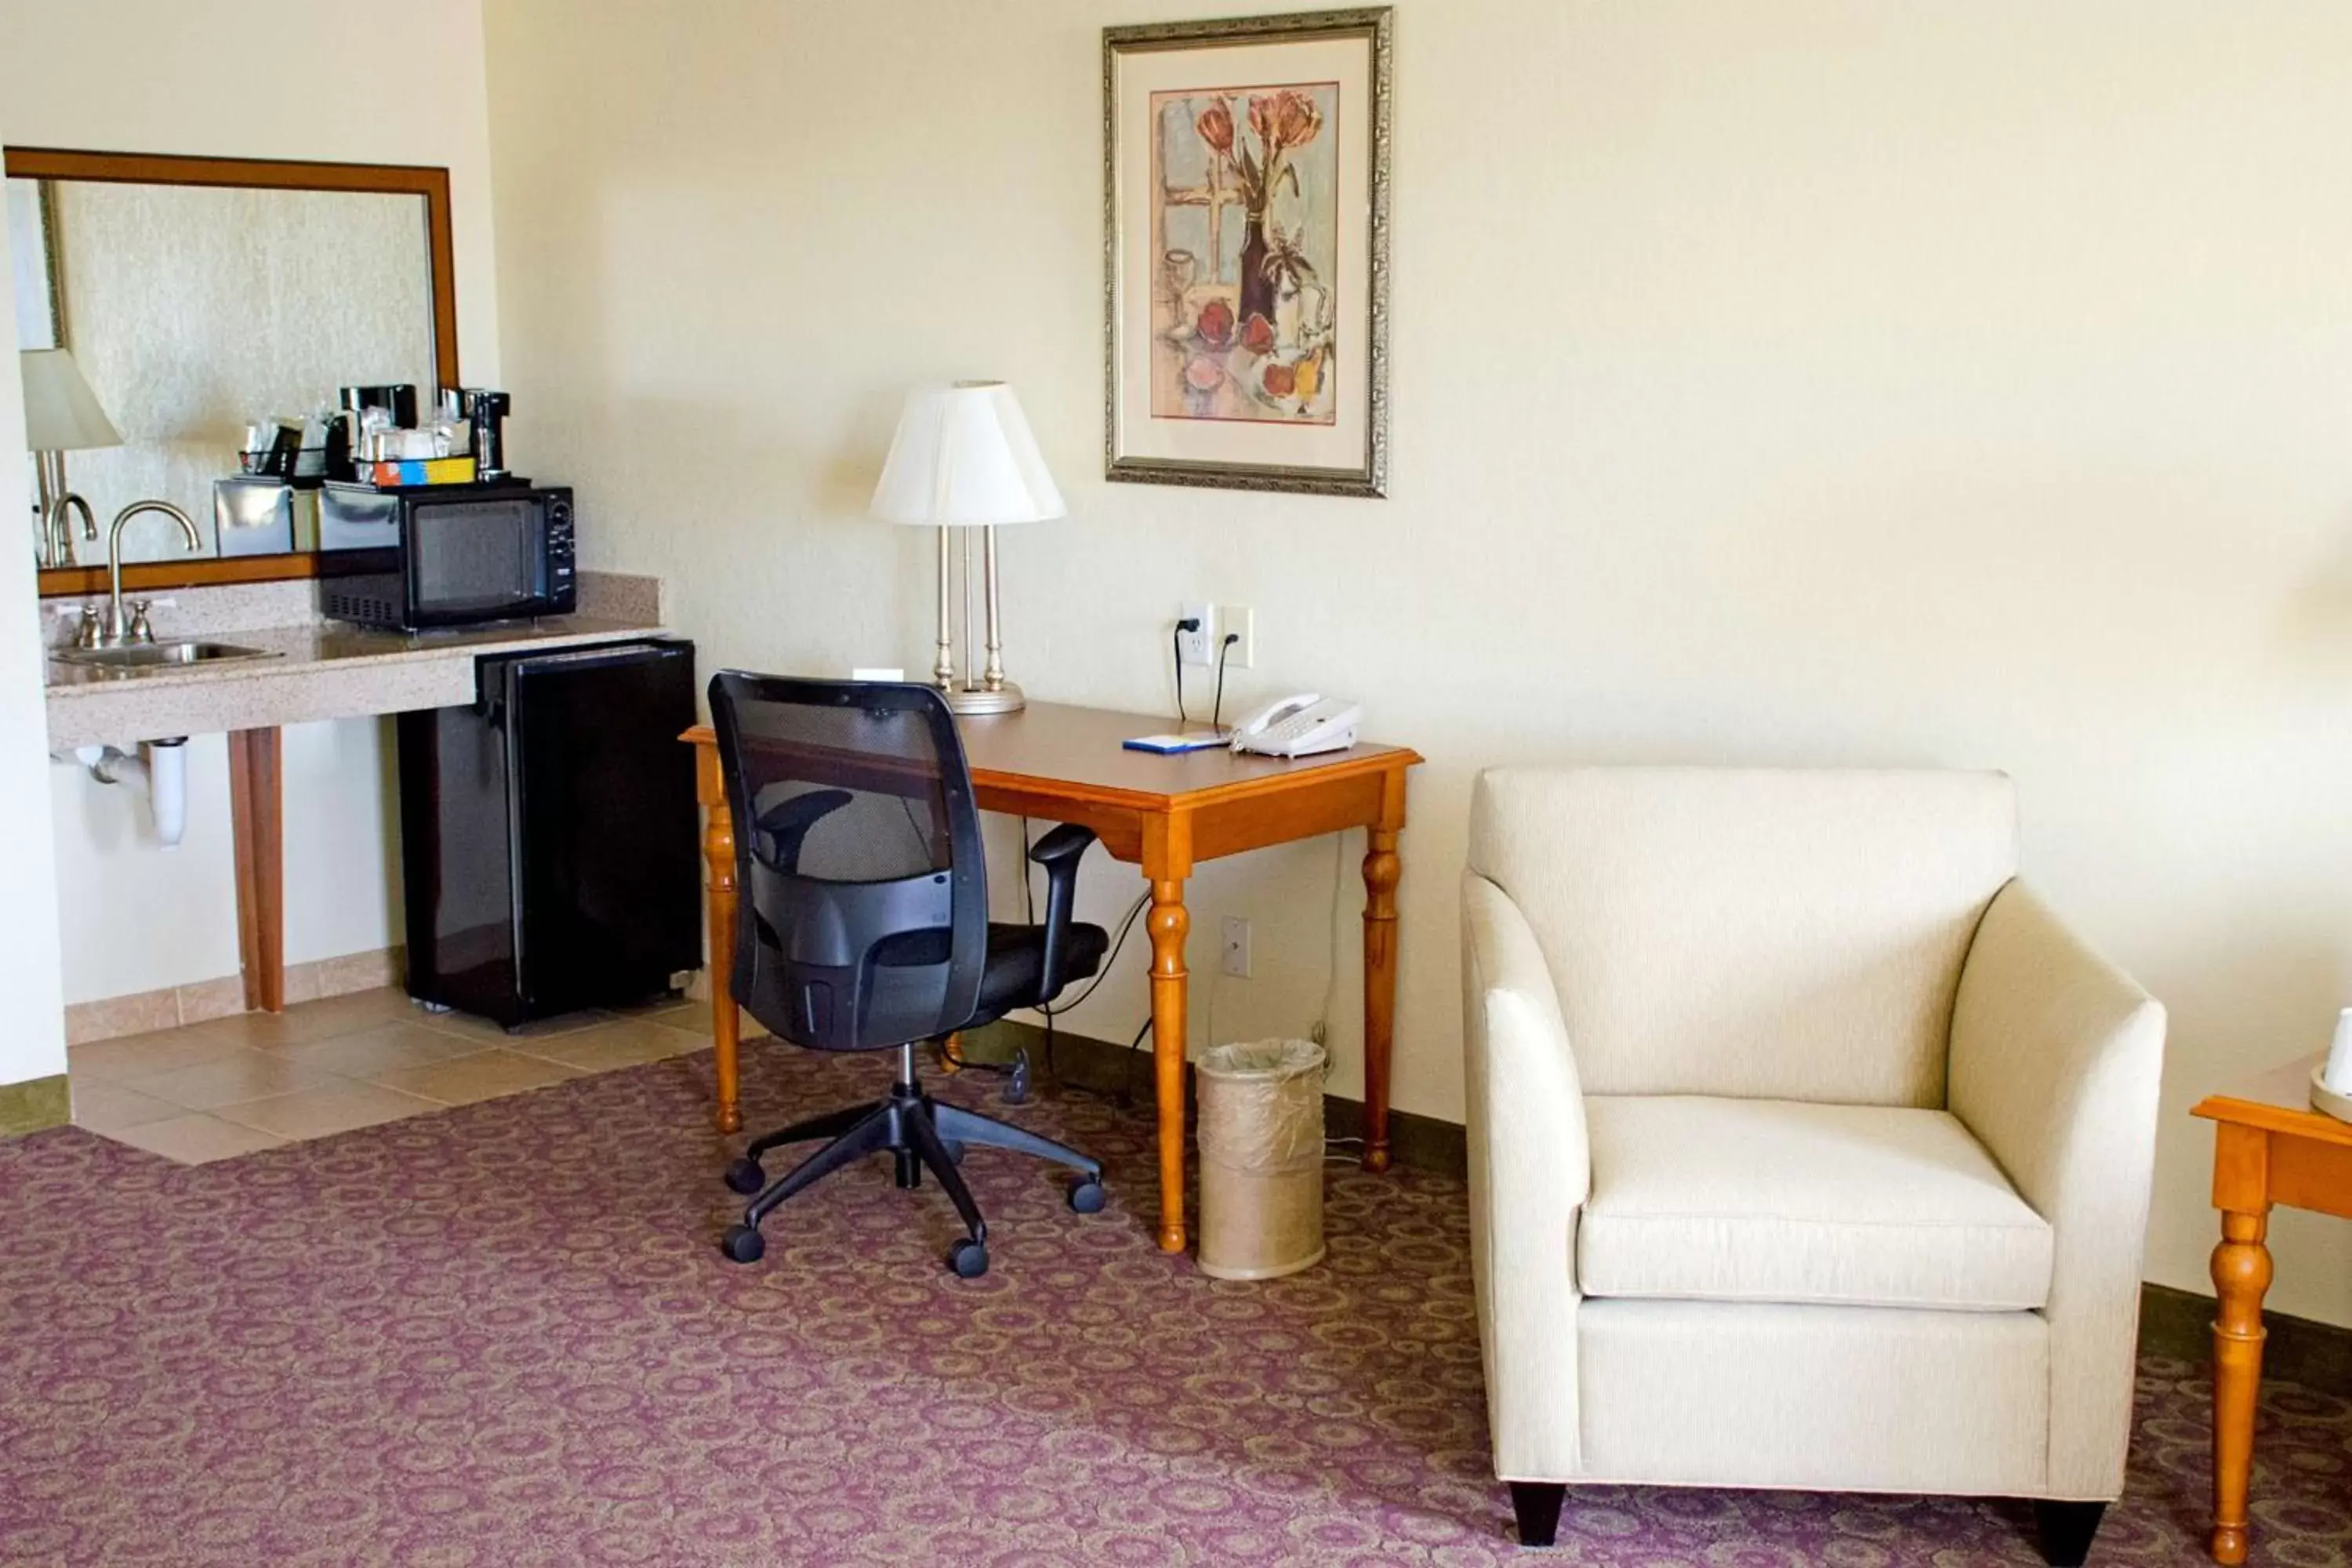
[1103,8,1392,498]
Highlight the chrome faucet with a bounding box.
[103,500,201,645]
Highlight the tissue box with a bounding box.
[213,477,294,557]
[368,456,478,487]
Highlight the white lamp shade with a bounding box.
[870,380,1064,526]
[19,348,121,451]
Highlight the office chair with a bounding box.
[707,672,1111,1278]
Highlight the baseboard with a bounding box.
[63,946,406,1046]
[2140,1282,2352,1397]
[0,1074,71,1139]
[956,1018,1468,1176]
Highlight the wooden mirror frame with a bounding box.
[8,146,459,598]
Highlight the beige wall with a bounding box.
[1,0,501,1018]
[483,0,2352,1327]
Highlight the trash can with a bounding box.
[1195,1038,1327,1279]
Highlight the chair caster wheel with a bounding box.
[1068,1178,1106,1214]
[946,1237,989,1278]
[722,1157,765,1196]
[719,1224,766,1264]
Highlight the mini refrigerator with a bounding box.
[397,638,700,1027]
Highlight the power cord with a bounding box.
[1171,618,1200,727]
[1210,632,1240,735]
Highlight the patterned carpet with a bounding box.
[0,1044,2345,1566]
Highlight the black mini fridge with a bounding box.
[397,638,700,1027]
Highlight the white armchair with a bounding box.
[1463,768,2165,1563]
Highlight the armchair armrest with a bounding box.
[1462,871,1589,1480]
[1028,822,1098,998]
[1947,879,2165,1499]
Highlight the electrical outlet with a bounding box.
[1176,601,1217,666]
[1218,604,1254,669]
[1221,915,1251,978]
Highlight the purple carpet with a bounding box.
[0,1044,2344,1566]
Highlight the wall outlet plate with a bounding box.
[1221,914,1251,978]
[1177,601,1217,666]
[1218,604,1254,670]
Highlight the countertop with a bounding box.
[43,574,669,750]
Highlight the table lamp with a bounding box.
[870,380,1064,715]
[20,347,120,568]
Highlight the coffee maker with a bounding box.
[460,389,514,481]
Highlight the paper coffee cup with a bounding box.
[2325,1008,2352,1095]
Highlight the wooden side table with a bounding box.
[2190,1055,2352,1564]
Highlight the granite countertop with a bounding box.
[42,572,670,750]
[42,613,665,694]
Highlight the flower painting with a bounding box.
[1107,9,1390,496]
[1148,83,1340,425]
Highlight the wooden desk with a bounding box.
[2190,1056,2352,1564]
[682,702,1423,1254]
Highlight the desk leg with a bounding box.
[2209,1206,2271,1565]
[1360,781,1405,1173]
[1149,877,1190,1254]
[227,728,285,1014]
[698,757,743,1136]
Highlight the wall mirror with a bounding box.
[6,147,456,597]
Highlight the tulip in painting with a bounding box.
[1149,81,1340,426]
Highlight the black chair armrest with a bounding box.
[753,789,855,872]
[1028,822,1097,999]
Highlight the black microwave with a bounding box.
[318,481,575,630]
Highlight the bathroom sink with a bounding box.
[54,640,281,671]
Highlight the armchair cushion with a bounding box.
[1579,1095,2054,1312]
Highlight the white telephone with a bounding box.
[1229,693,1362,758]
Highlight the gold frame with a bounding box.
[1103,8,1392,499]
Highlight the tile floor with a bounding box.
[66,986,727,1163]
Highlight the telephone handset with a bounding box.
[1229,692,1362,758]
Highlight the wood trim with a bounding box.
[9,145,460,599]
[38,553,321,600]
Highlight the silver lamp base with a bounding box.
[942,680,1025,716]
[931,523,1029,717]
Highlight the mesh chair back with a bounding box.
[710,673,988,1051]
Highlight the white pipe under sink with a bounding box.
[71,738,189,848]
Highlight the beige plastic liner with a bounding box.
[1195,1038,1327,1280]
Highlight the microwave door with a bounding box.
[405,499,544,624]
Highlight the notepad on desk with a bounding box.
[1123,731,1230,754]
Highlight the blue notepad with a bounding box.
[1123,731,1229,754]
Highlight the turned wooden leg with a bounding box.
[227,728,284,1014]
[1508,1481,1565,1547]
[1360,809,1403,1173]
[1148,877,1190,1254]
[2209,1207,2270,1564]
[696,747,742,1135]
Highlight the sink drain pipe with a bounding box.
[73,738,189,848]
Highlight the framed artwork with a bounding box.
[1104,8,1392,498]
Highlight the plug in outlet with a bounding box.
[1218,604,1254,669]
[1220,915,1251,978]
[1176,602,1218,666]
